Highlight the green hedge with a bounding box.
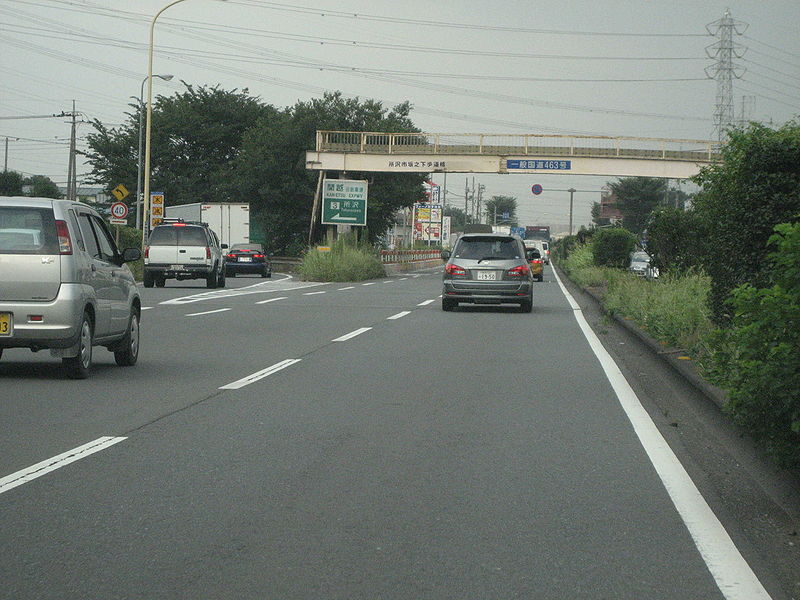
[299,236,385,282]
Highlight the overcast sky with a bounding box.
[2,0,799,231]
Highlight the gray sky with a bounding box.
[2,0,799,231]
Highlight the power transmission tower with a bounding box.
[706,10,747,142]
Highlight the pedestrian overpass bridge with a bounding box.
[306,131,721,179]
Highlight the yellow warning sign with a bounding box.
[111,184,129,201]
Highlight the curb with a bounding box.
[555,264,729,411]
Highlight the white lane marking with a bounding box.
[399,277,408,281]
[411,275,420,278]
[338,286,355,291]
[332,327,372,342]
[160,276,326,305]
[141,307,154,311]
[383,280,394,284]
[0,437,126,495]
[255,296,287,305]
[417,299,436,306]
[219,359,301,390]
[387,311,411,320]
[552,268,771,600]
[186,308,231,317]
[303,291,326,296]
[362,282,376,286]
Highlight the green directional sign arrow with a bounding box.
[321,179,368,226]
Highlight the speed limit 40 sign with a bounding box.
[110,201,128,225]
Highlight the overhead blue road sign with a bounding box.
[507,159,572,170]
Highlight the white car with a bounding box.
[144,219,227,288]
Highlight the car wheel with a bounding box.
[143,271,154,288]
[155,276,166,288]
[520,294,533,313]
[114,310,140,366]
[217,267,226,288]
[206,271,217,288]
[229,271,236,278]
[261,268,268,278]
[442,298,456,311]
[63,312,93,379]
[537,274,544,282]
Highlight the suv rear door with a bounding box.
[0,202,62,302]
[147,225,179,265]
[176,225,211,268]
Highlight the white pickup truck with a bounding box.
[143,220,227,288]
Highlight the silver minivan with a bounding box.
[0,197,142,378]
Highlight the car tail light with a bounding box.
[172,223,187,227]
[144,246,150,259]
[530,259,543,265]
[445,263,466,276]
[226,253,236,259]
[254,253,264,258]
[507,264,530,277]
[55,220,72,255]
[205,246,211,259]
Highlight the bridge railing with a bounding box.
[316,131,721,163]
[380,249,442,264]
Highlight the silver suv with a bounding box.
[0,197,142,378]
[441,233,534,312]
[143,219,227,288]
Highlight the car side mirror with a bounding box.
[221,243,228,249]
[121,247,142,263]
[440,250,451,260]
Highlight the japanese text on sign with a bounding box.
[507,159,571,170]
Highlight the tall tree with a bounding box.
[84,83,274,206]
[608,177,667,234]
[483,195,518,226]
[0,170,24,196]
[232,92,426,253]
[23,175,61,199]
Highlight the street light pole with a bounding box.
[135,74,172,230]
[567,188,576,236]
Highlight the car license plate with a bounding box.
[238,256,252,262]
[476,271,497,281]
[0,312,12,337]
[171,264,186,271]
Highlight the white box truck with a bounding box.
[166,203,250,248]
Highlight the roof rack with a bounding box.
[159,218,209,227]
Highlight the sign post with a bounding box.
[149,192,164,232]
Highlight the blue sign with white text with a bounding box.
[507,159,572,170]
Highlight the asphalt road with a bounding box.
[1,267,797,599]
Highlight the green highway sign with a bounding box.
[321,179,368,226]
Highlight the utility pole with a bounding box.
[477,184,484,224]
[66,100,78,201]
[706,10,747,142]
[464,177,469,229]
[3,137,8,171]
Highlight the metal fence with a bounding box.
[380,249,442,264]
[316,131,721,163]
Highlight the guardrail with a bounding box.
[380,249,442,264]
[316,131,721,163]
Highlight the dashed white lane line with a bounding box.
[303,291,326,296]
[219,359,302,390]
[417,299,436,306]
[332,327,372,342]
[141,307,154,311]
[185,308,231,317]
[255,297,287,305]
[387,311,411,320]
[383,280,394,283]
[338,286,355,291]
[362,282,376,286]
[0,437,127,495]
[399,277,408,281]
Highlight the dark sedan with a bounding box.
[224,244,272,278]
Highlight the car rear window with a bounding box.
[0,207,59,255]
[453,236,521,260]
[148,226,208,246]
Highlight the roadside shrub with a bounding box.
[553,235,578,261]
[561,244,608,288]
[298,236,385,282]
[705,221,800,467]
[591,227,636,268]
[693,121,800,324]
[646,207,706,273]
[114,224,143,280]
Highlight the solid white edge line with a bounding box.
[387,311,411,320]
[417,299,436,306]
[255,297,288,305]
[141,307,154,310]
[219,359,301,390]
[0,436,127,495]
[185,308,231,317]
[332,327,372,342]
[551,267,771,600]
